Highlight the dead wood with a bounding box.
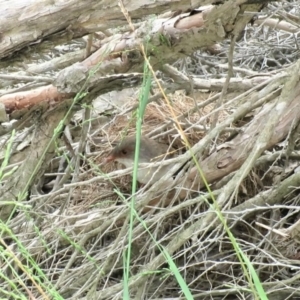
[1,0,213,58]
[0,102,73,221]
[1,1,300,299]
[0,2,262,118]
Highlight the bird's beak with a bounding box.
[104,154,115,163]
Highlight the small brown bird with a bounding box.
[105,136,173,184]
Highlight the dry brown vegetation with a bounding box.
[1,1,300,299]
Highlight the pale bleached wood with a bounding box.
[0,0,210,58]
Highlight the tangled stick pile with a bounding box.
[1,1,300,299]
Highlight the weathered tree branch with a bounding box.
[0,2,263,117]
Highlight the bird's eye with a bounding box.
[121,149,127,155]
